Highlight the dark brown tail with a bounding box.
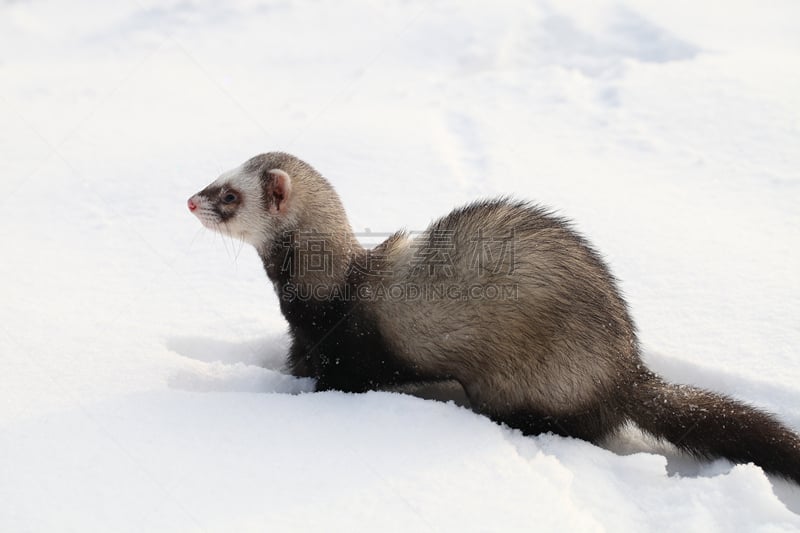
[626,371,800,484]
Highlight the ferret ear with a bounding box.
[266,169,292,215]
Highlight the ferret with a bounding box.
[188,152,800,484]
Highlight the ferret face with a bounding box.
[188,162,292,247]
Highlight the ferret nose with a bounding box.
[188,197,198,211]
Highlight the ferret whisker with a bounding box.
[234,237,245,261]
[217,222,233,260]
[188,227,204,249]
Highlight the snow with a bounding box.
[1,0,799,530]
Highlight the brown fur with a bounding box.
[190,152,800,484]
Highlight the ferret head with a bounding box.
[188,154,297,247]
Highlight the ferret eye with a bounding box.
[222,192,238,204]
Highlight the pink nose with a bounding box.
[188,198,197,211]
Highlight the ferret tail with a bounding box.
[625,370,800,484]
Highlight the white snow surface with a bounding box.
[2,1,800,531]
